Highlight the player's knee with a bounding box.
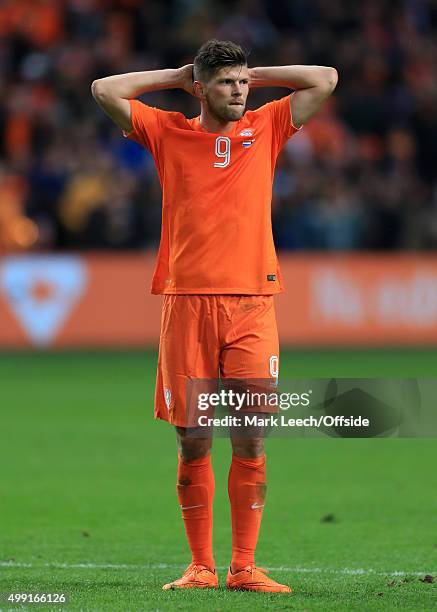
[231,437,264,458]
[176,428,211,461]
[179,439,211,462]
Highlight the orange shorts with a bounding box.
[154,295,279,427]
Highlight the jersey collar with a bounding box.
[191,116,242,136]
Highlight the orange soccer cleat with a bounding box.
[226,565,292,593]
[162,563,218,590]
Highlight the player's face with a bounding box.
[204,65,250,122]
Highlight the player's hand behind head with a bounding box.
[179,64,194,95]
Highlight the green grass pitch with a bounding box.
[1,349,436,611]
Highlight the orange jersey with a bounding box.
[125,95,301,294]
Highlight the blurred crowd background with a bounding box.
[0,0,436,253]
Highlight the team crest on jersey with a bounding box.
[239,128,253,136]
[164,388,172,409]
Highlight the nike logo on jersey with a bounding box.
[251,502,265,510]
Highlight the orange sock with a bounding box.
[177,453,215,571]
[228,453,266,572]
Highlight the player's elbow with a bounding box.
[324,67,338,92]
[91,79,107,101]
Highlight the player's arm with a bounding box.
[248,65,338,128]
[91,64,194,132]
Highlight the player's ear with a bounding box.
[193,80,205,100]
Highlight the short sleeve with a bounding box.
[256,93,302,154]
[123,99,164,159]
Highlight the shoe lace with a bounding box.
[247,565,269,576]
[186,562,213,575]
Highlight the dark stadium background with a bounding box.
[0,0,436,252]
[1,1,436,610]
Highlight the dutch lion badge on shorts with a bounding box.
[164,388,172,410]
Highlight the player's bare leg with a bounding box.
[163,428,217,590]
[226,435,292,593]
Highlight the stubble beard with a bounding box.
[207,97,245,123]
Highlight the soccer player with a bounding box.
[92,39,337,593]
